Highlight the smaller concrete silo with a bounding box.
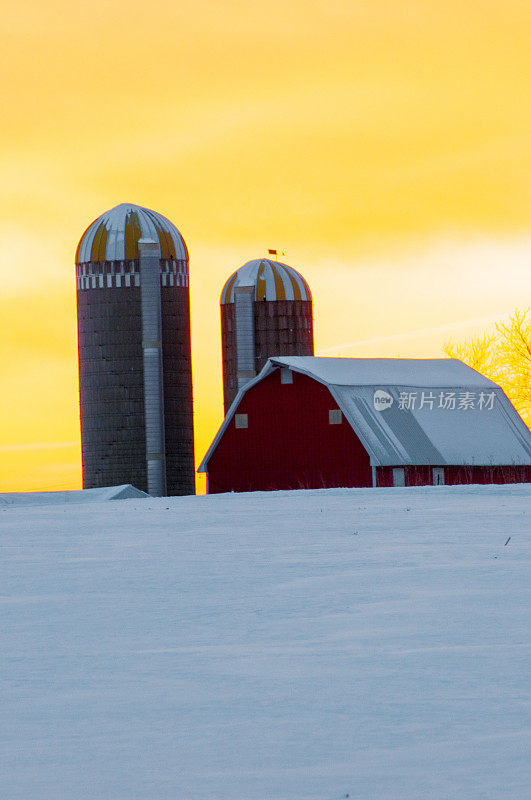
[220,258,314,413]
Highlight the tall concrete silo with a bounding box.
[75,203,194,496]
[220,258,314,413]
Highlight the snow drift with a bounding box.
[0,484,147,507]
[1,484,530,799]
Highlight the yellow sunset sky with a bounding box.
[1,0,530,492]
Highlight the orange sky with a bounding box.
[1,0,530,493]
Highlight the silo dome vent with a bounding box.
[75,203,188,264]
[220,258,312,304]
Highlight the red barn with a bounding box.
[198,357,531,493]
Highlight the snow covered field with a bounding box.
[1,485,530,800]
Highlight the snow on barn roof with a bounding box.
[269,356,498,388]
[199,356,531,471]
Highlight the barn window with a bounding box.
[235,413,248,429]
[392,468,405,487]
[329,409,342,425]
[433,467,445,485]
[280,368,293,384]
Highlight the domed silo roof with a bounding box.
[75,203,188,263]
[220,258,312,304]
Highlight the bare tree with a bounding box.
[495,309,531,423]
[444,332,499,378]
[444,309,531,427]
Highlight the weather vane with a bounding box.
[267,248,285,261]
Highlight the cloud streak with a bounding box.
[317,314,501,355]
[0,442,78,453]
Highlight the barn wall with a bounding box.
[444,465,531,485]
[207,370,372,493]
[376,465,531,487]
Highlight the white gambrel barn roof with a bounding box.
[274,356,498,388]
[199,357,531,470]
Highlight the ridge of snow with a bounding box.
[1,484,530,799]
